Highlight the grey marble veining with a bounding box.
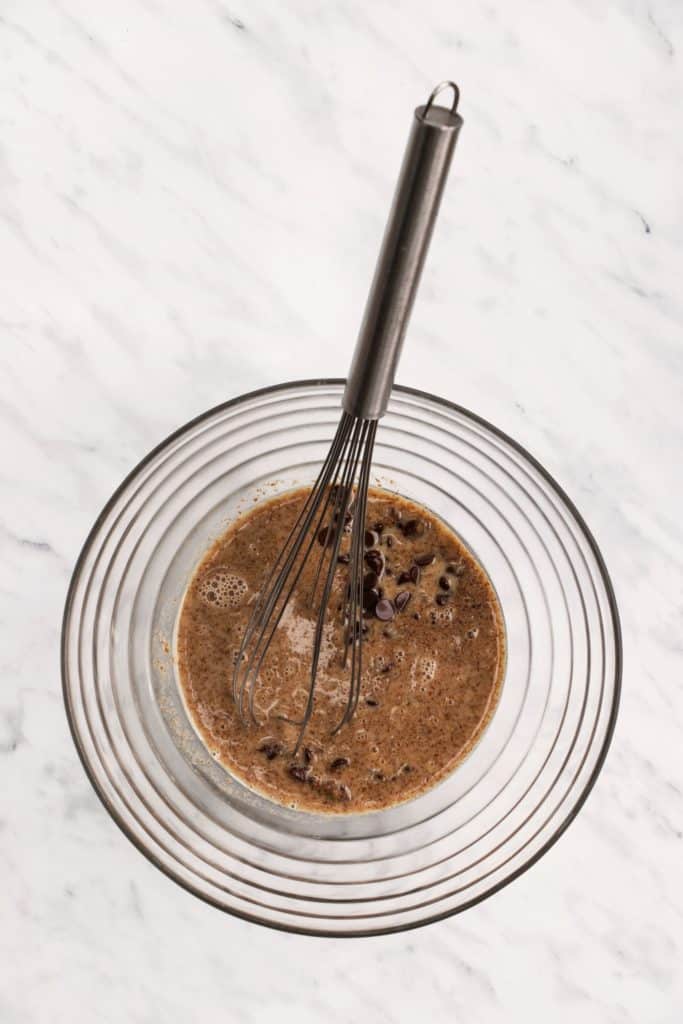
[1,1,682,1020]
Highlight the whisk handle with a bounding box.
[342,83,463,421]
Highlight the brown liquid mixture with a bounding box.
[176,488,505,813]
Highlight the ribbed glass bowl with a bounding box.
[62,381,621,936]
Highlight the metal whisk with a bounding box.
[233,82,463,750]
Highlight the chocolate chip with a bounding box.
[363,587,380,613]
[371,769,385,781]
[385,567,393,576]
[413,612,421,620]
[288,763,311,783]
[303,747,314,765]
[397,570,412,584]
[436,593,450,606]
[364,529,379,548]
[395,590,411,612]
[319,778,350,801]
[446,561,465,576]
[415,552,435,566]
[317,526,330,546]
[330,756,350,771]
[373,522,384,535]
[403,518,425,538]
[380,662,394,674]
[365,698,378,707]
[409,564,421,585]
[363,571,379,591]
[375,598,395,622]
[319,779,338,799]
[258,741,281,761]
[438,575,451,592]
[337,553,350,565]
[365,549,384,577]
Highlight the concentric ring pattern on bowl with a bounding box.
[62,381,621,936]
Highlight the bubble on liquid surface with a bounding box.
[372,654,391,674]
[198,569,248,609]
[411,656,437,684]
[430,606,454,626]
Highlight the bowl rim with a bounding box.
[61,378,622,937]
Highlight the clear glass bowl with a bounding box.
[61,381,621,936]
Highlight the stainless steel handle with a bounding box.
[342,82,463,420]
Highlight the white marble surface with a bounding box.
[2,0,682,1019]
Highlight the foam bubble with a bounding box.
[411,656,437,684]
[197,569,248,609]
[430,606,454,626]
[372,654,391,674]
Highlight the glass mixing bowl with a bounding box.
[61,381,621,936]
